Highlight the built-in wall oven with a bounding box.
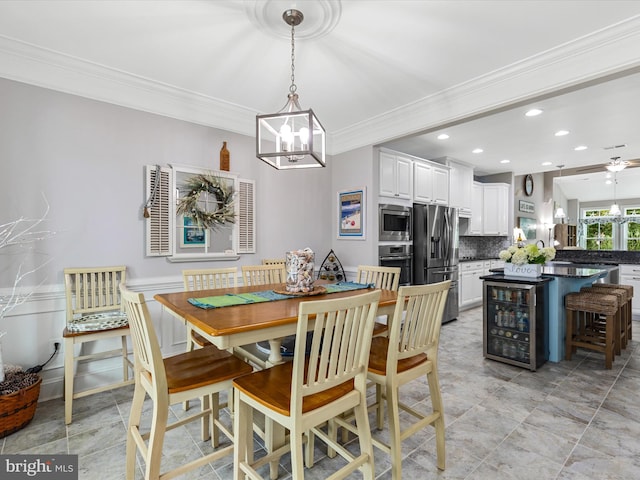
[379,244,413,286]
[379,204,412,242]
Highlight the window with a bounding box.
[624,207,640,251]
[145,164,255,261]
[583,209,614,250]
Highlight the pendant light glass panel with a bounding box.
[256,108,326,169]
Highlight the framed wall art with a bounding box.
[180,215,209,248]
[337,187,365,239]
[519,199,535,214]
[518,216,537,241]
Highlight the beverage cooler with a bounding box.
[482,278,550,371]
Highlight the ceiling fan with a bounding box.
[574,156,640,174]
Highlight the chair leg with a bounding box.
[427,369,446,471]
[289,428,305,480]
[126,383,146,480]
[386,384,403,480]
[210,393,219,447]
[201,393,211,443]
[605,314,614,369]
[120,335,130,381]
[304,429,315,468]
[565,309,575,361]
[233,392,253,480]
[376,383,384,430]
[353,396,375,480]
[145,395,169,480]
[64,337,75,425]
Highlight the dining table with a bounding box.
[155,281,398,478]
[154,281,399,366]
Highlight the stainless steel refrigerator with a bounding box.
[412,204,459,323]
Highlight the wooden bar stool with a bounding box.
[581,286,628,353]
[565,291,618,369]
[595,283,633,341]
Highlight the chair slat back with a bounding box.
[356,265,401,291]
[64,266,127,319]
[292,290,381,410]
[261,258,285,266]
[242,264,286,286]
[388,281,450,368]
[119,285,167,394]
[182,267,237,291]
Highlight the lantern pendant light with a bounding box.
[256,9,326,170]
[609,171,621,216]
[554,165,566,222]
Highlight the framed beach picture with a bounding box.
[180,215,208,248]
[518,217,537,241]
[337,187,365,239]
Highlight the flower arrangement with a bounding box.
[499,244,556,266]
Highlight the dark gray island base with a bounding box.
[484,265,607,362]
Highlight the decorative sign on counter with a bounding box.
[504,263,542,278]
[286,248,315,293]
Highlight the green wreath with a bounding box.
[176,174,235,230]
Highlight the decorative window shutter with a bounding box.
[238,178,255,253]
[145,165,172,256]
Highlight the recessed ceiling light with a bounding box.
[605,180,613,185]
[525,108,543,117]
[500,159,510,164]
[574,145,588,151]
[437,133,450,140]
[541,161,552,166]
[555,130,570,136]
[472,148,483,154]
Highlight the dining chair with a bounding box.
[182,267,238,409]
[120,285,253,480]
[356,264,401,336]
[233,289,381,480]
[241,264,286,286]
[63,266,134,425]
[334,280,451,479]
[261,258,285,266]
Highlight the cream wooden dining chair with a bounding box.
[241,264,286,286]
[182,267,238,410]
[63,266,134,425]
[233,290,381,480]
[331,280,450,479]
[356,265,401,336]
[120,285,253,480]
[367,281,450,479]
[261,258,285,266]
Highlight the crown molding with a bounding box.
[1,15,640,156]
[330,15,640,154]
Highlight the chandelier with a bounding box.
[608,171,621,216]
[256,9,326,170]
[605,156,629,172]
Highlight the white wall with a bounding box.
[0,78,334,399]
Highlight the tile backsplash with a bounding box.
[459,236,510,259]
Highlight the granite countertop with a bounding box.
[555,250,640,265]
[488,265,607,279]
[460,256,500,262]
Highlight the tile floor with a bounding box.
[3,306,640,479]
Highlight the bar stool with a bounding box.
[565,291,618,369]
[581,286,628,353]
[594,283,633,341]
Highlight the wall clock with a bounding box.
[524,174,534,196]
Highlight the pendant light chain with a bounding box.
[289,20,297,95]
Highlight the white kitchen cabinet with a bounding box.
[482,183,510,236]
[459,261,485,309]
[620,264,640,320]
[467,182,483,235]
[449,161,473,217]
[413,161,449,205]
[379,151,412,200]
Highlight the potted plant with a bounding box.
[499,243,556,278]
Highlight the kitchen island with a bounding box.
[485,264,607,362]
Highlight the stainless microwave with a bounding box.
[379,204,412,242]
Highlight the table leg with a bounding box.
[267,338,284,365]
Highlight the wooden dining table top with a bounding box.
[154,282,398,339]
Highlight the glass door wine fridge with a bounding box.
[483,278,549,371]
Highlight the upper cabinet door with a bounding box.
[413,161,433,203]
[379,152,412,200]
[432,165,449,205]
